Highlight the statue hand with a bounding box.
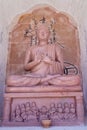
[43,56,52,64]
[35,59,41,64]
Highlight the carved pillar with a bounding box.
[3,97,11,122]
[76,95,84,124]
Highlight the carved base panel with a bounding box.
[3,92,84,126]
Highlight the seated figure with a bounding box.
[7,23,80,87]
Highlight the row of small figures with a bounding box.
[11,102,76,122]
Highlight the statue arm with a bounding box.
[24,47,40,71]
[24,60,40,71]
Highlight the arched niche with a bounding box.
[7,5,80,77]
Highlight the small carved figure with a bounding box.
[25,102,31,112]
[15,105,23,122]
[39,106,49,121]
[69,103,76,120]
[15,105,21,115]
[25,102,38,122]
[57,103,63,120]
[31,102,38,114]
[20,104,26,113]
[49,103,57,120]
[63,102,70,120]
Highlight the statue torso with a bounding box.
[27,44,62,77]
[29,44,57,77]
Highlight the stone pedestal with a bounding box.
[3,85,84,126]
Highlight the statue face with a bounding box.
[37,24,49,41]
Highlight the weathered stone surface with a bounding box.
[0,0,87,124]
[2,5,84,126]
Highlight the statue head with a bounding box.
[37,23,50,42]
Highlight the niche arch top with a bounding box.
[7,4,80,76]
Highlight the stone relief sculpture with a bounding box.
[7,22,80,87]
[11,101,77,123]
[3,5,84,127]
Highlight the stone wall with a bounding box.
[0,0,87,118]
